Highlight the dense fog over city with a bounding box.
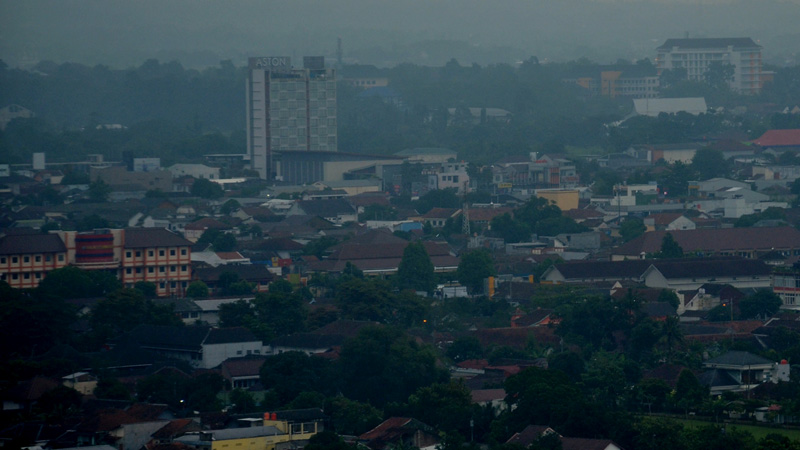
[1,0,799,68]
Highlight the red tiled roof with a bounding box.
[561,437,621,450]
[471,388,506,403]
[422,208,460,219]
[614,227,800,256]
[359,417,413,441]
[753,129,800,147]
[467,207,513,222]
[220,357,266,378]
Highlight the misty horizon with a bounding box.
[1,0,799,70]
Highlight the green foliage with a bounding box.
[90,288,182,339]
[657,233,684,258]
[0,283,76,358]
[359,204,397,222]
[259,351,337,405]
[548,351,585,382]
[186,281,210,298]
[457,249,495,294]
[88,178,111,202]
[36,266,121,299]
[229,388,258,413]
[739,290,783,320]
[634,417,685,450]
[338,325,447,406]
[446,337,484,362]
[658,289,681,309]
[735,207,787,228]
[674,369,707,410]
[414,188,461,214]
[325,397,383,436]
[691,147,729,180]
[34,385,82,421]
[220,199,240,215]
[620,217,646,242]
[304,236,339,258]
[405,381,473,434]
[94,378,131,401]
[191,177,224,199]
[133,281,157,298]
[396,241,436,293]
[490,213,531,243]
[212,232,237,251]
[137,371,224,411]
[305,431,357,450]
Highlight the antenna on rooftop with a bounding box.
[462,180,470,235]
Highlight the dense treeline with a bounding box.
[2,58,800,166]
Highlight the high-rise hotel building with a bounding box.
[246,56,337,179]
[656,38,763,94]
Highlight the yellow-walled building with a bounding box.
[174,409,326,450]
[534,189,580,211]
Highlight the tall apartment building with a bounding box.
[656,37,763,94]
[246,56,337,180]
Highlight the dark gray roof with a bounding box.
[698,369,740,388]
[705,351,774,367]
[193,265,274,283]
[550,259,652,280]
[650,258,771,279]
[0,232,66,255]
[204,327,258,345]
[129,325,210,350]
[641,302,677,318]
[657,37,760,50]
[296,199,356,217]
[273,408,327,422]
[127,325,258,349]
[124,228,192,248]
[270,333,344,349]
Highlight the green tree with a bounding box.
[90,288,182,339]
[620,217,646,242]
[405,381,473,434]
[396,241,436,293]
[739,290,783,320]
[133,281,157,298]
[691,147,729,180]
[338,325,447,406]
[259,351,336,405]
[229,388,258,413]
[457,249,495,294]
[446,337,484,362]
[191,178,224,199]
[94,377,131,400]
[36,266,121,299]
[220,199,241,215]
[674,369,707,415]
[212,232,237,251]
[186,281,210,298]
[88,178,112,202]
[490,213,531,243]
[324,397,383,436]
[634,417,686,450]
[657,233,684,258]
[660,316,684,361]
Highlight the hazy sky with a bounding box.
[1,0,798,68]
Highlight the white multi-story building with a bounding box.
[246,56,336,179]
[656,38,763,94]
